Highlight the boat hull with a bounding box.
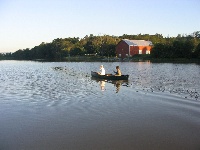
[91,71,129,80]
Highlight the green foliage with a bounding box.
[1,31,200,60]
[0,53,3,59]
[70,47,84,56]
[151,40,195,59]
[151,31,200,59]
[151,43,169,58]
[194,43,200,58]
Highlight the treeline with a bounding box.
[2,35,120,60]
[1,31,200,60]
[151,32,200,59]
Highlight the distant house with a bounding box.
[116,39,153,58]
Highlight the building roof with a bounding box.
[122,39,153,46]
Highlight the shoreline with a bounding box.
[1,56,200,63]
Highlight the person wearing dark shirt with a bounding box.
[114,66,121,76]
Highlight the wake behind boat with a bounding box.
[91,71,129,80]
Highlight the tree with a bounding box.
[5,31,200,60]
[194,43,200,58]
[151,43,166,58]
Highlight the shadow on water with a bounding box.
[91,77,129,93]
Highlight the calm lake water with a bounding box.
[0,60,200,150]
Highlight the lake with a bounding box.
[0,60,200,150]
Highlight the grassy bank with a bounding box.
[1,55,199,63]
[64,56,121,62]
[126,54,200,63]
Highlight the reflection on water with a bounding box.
[108,80,129,93]
[91,78,107,91]
[114,81,121,93]
[100,80,105,91]
[91,77,129,93]
[0,60,200,150]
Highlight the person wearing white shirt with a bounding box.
[98,65,105,75]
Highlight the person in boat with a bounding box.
[98,65,105,75]
[114,66,121,76]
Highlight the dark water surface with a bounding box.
[0,60,200,150]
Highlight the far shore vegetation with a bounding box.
[1,31,200,62]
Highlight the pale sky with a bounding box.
[0,0,199,53]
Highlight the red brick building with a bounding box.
[116,39,153,58]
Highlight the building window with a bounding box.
[146,50,150,54]
[139,50,142,54]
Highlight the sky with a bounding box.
[0,0,199,53]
